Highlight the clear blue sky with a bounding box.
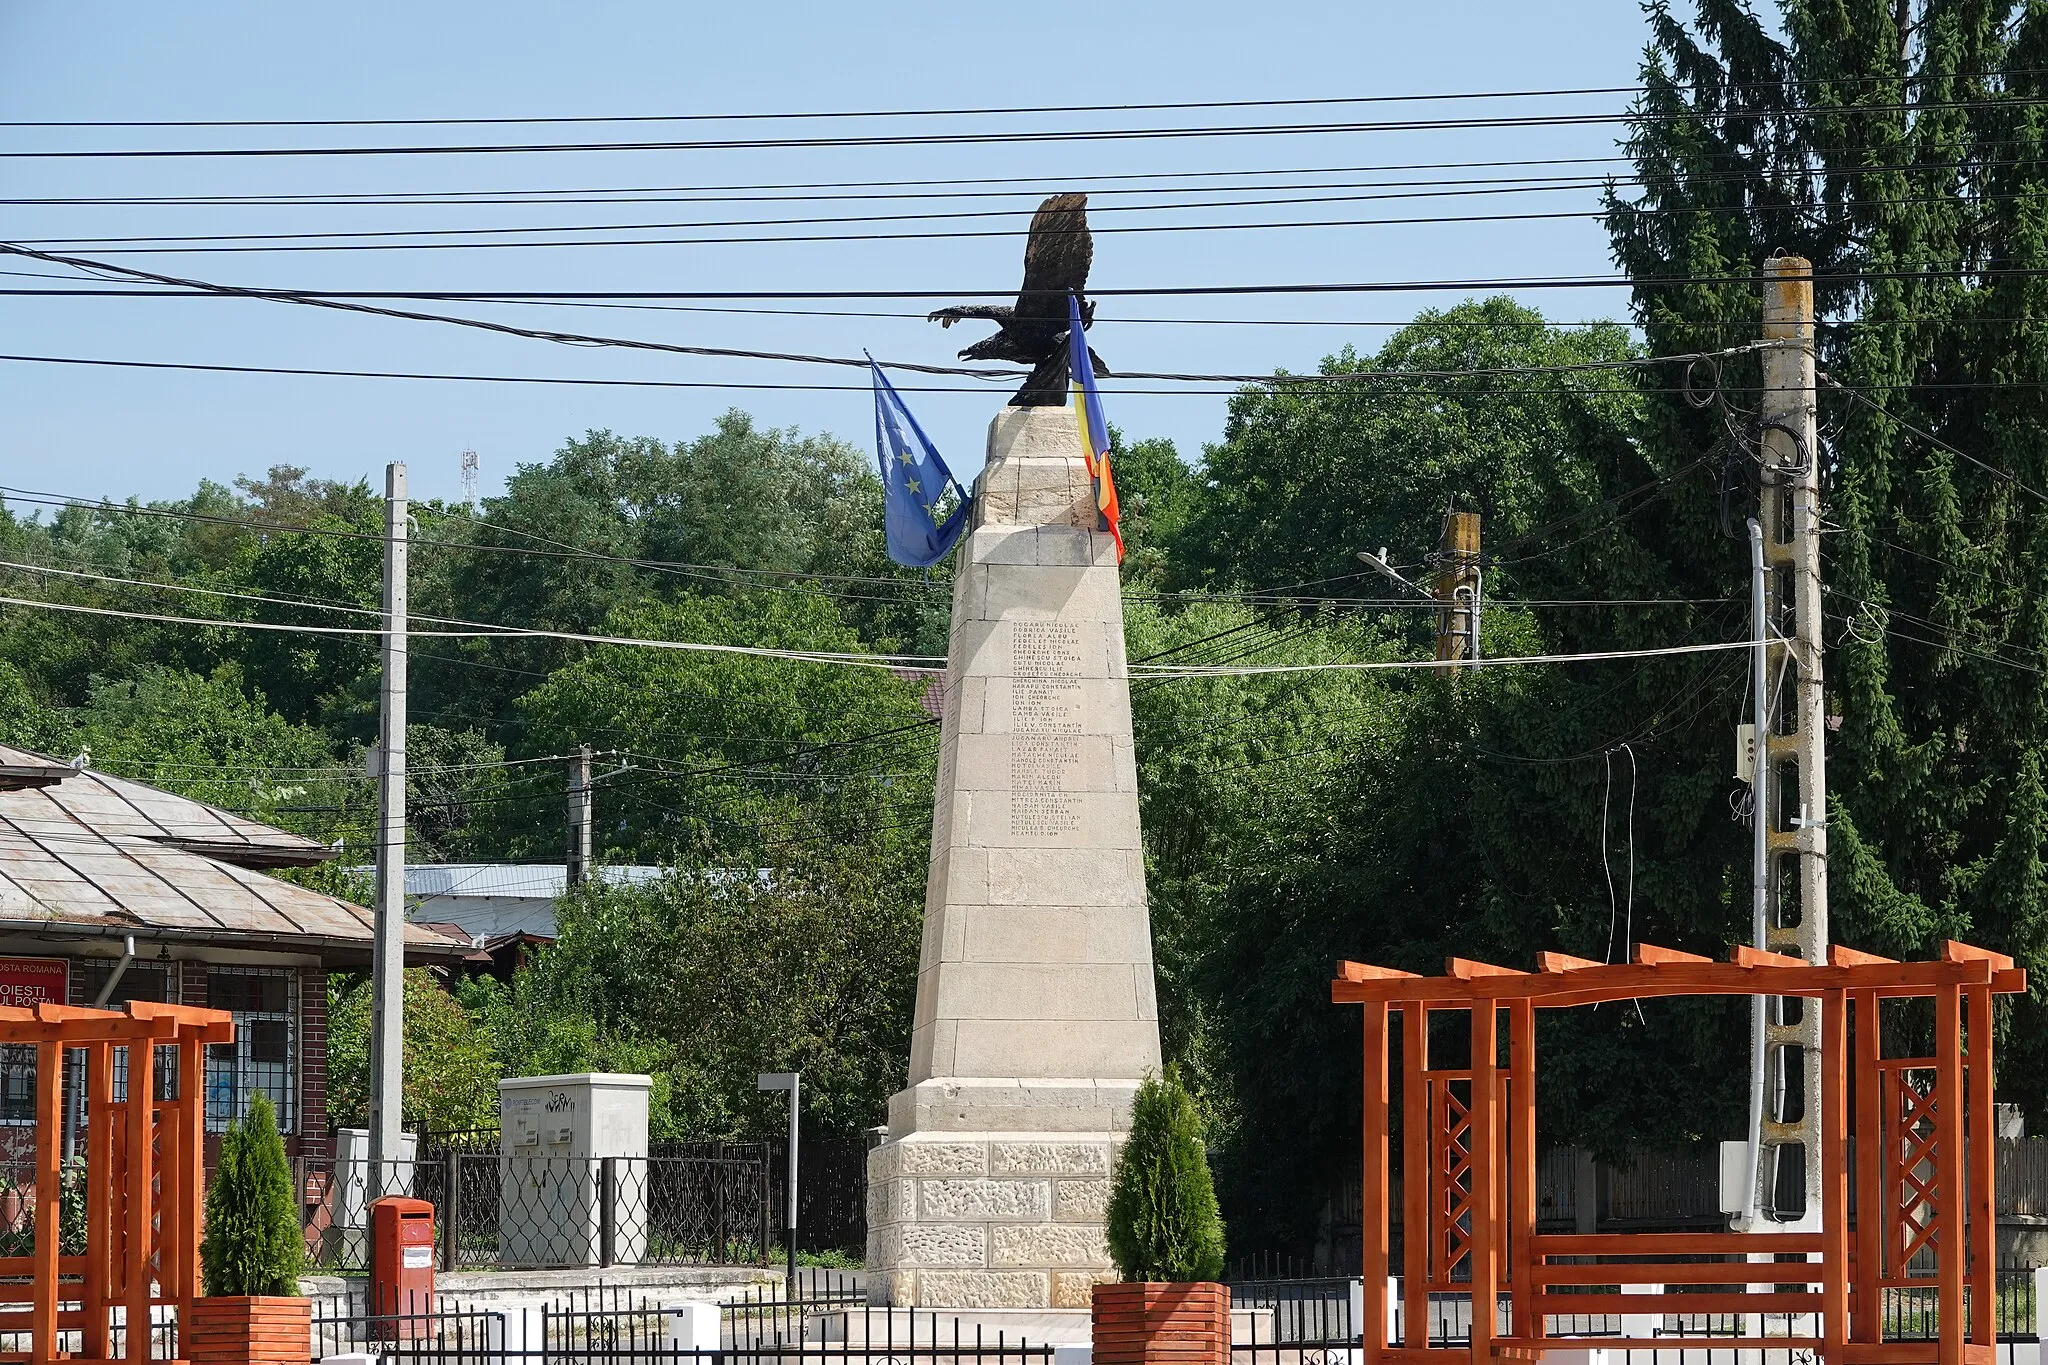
[1,2,1655,508]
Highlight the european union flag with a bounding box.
[871,357,973,567]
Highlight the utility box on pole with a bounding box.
[496,1073,650,1268]
[332,1126,418,1267]
[1435,510,1482,664]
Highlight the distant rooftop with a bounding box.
[406,863,666,903]
[400,863,668,944]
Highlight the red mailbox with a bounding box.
[369,1196,436,1339]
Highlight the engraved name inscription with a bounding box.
[1010,738,1083,836]
[1008,622,1087,835]
[1011,621,1085,736]
[1012,792,1083,837]
[1012,621,1084,678]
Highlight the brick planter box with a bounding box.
[1092,1281,1229,1365]
[184,1296,311,1365]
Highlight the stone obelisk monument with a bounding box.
[864,403,1161,1308]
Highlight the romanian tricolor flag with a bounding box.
[1067,293,1123,562]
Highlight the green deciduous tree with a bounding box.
[326,969,500,1133]
[1140,303,1755,1247]
[497,839,922,1137]
[510,593,933,865]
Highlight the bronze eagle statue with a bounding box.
[928,191,1107,406]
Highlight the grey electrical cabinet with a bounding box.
[496,1073,651,1267]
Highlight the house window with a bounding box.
[0,1047,32,1122]
[204,969,297,1134]
[2,965,180,1127]
[103,967,178,1104]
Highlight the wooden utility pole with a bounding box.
[369,461,408,1196]
[1435,510,1483,664]
[566,744,593,888]
[1753,254,1827,1227]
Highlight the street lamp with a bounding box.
[757,1072,799,1289]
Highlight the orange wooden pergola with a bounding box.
[7,1000,234,1365]
[1330,941,2027,1365]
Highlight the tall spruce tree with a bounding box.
[1609,0,2048,1114]
[199,1094,304,1298]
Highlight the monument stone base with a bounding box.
[865,1080,1137,1308]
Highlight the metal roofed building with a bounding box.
[405,862,668,943]
[0,743,465,1165]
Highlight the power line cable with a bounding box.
[10,261,2048,299]
[37,175,2048,252]
[0,155,1651,206]
[3,245,1779,387]
[1821,376,2048,503]
[9,91,2044,159]
[0,592,948,669]
[3,76,1954,129]
[0,585,1757,678]
[0,352,1708,396]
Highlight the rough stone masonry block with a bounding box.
[1052,1271,1117,1310]
[911,1271,1051,1309]
[919,1178,1052,1222]
[866,1177,916,1227]
[899,1222,991,1267]
[1054,1178,1112,1222]
[989,1222,1110,1268]
[989,1142,1113,1175]
[898,1141,989,1176]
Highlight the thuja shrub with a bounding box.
[1105,1072,1226,1282]
[200,1093,305,1297]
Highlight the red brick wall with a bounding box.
[299,964,330,1160]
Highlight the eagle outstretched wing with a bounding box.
[923,191,1100,403]
[1012,192,1092,329]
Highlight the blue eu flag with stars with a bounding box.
[871,357,973,567]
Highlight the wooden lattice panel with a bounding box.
[1430,1072,1473,1285]
[1882,1060,1940,1285]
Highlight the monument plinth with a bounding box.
[866,404,1162,1309]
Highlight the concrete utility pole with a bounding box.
[566,744,593,888]
[369,462,409,1194]
[1753,254,1828,1227]
[1435,510,1483,664]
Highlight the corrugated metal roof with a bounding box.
[0,757,453,960]
[404,863,667,902]
[0,746,335,868]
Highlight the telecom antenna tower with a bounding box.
[460,448,480,508]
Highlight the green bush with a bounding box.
[200,1094,304,1297]
[1105,1072,1226,1283]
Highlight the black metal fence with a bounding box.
[283,1265,2048,1365]
[378,1130,872,1264]
[0,1311,180,1362]
[1225,1266,2043,1364]
[298,1150,773,1273]
[304,1274,1058,1365]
